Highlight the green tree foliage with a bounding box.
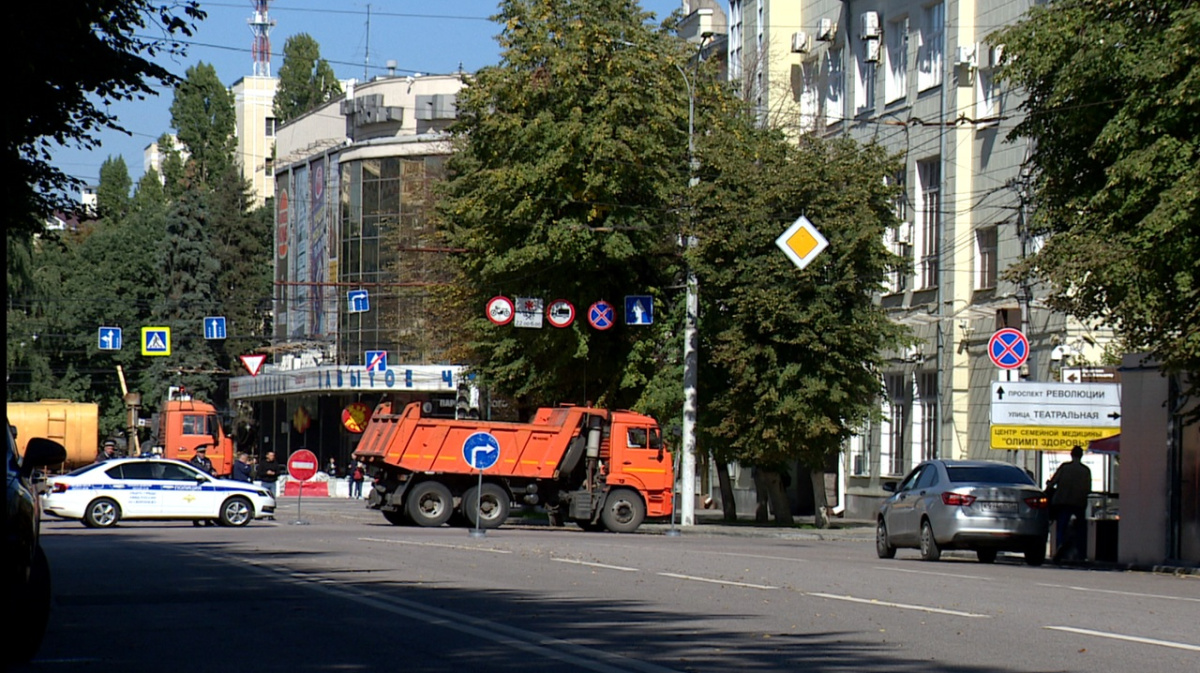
[438,0,688,413]
[691,128,909,500]
[156,133,187,199]
[273,33,343,124]
[993,0,1199,391]
[97,156,132,221]
[6,1,204,236]
[170,63,237,185]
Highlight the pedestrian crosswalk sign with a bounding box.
[141,327,171,356]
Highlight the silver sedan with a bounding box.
[876,459,1050,565]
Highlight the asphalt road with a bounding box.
[17,498,1200,673]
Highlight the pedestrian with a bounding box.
[349,461,365,499]
[257,451,282,499]
[326,457,338,478]
[1046,445,1092,562]
[95,439,119,462]
[232,452,253,483]
[189,446,217,526]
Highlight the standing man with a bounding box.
[232,452,253,483]
[1047,445,1092,562]
[95,439,119,462]
[258,451,282,498]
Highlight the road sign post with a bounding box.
[462,432,500,538]
[287,449,319,525]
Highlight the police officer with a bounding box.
[189,445,215,475]
[96,439,119,462]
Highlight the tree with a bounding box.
[170,63,237,185]
[96,156,132,221]
[438,0,690,414]
[273,33,343,124]
[992,1,1199,395]
[156,133,187,199]
[5,1,204,236]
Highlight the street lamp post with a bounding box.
[677,33,711,527]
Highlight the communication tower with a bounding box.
[248,0,276,77]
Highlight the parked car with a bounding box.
[876,459,1049,565]
[6,421,67,664]
[42,457,275,528]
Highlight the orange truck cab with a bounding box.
[159,399,235,477]
[353,401,674,533]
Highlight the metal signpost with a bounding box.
[462,431,500,538]
[287,449,319,525]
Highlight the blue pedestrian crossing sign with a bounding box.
[462,431,501,471]
[98,327,122,351]
[625,296,654,325]
[204,316,227,340]
[141,327,171,356]
[365,350,388,372]
[348,290,370,313]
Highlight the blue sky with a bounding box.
[52,0,683,190]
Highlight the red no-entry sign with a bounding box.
[287,449,319,481]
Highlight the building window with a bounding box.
[886,170,910,293]
[824,48,844,127]
[799,60,820,134]
[883,374,909,476]
[917,2,944,92]
[855,40,876,115]
[885,16,908,103]
[917,158,941,290]
[729,1,743,82]
[265,116,277,137]
[976,226,998,289]
[975,52,1001,123]
[918,372,938,461]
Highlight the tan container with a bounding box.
[7,399,100,469]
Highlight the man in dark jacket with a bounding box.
[232,452,253,482]
[188,446,217,526]
[1047,445,1092,562]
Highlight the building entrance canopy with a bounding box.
[229,364,466,401]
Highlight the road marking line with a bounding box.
[876,566,992,581]
[552,557,638,572]
[359,537,512,554]
[1044,626,1200,652]
[700,551,808,563]
[1036,583,1200,603]
[807,593,991,618]
[658,572,778,590]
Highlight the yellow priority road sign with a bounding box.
[775,215,829,271]
[990,424,1119,451]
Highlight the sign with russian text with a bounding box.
[989,381,1121,427]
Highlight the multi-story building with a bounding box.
[228,72,468,467]
[727,0,1112,518]
[231,76,279,208]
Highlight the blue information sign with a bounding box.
[98,327,122,351]
[462,432,500,471]
[204,316,227,340]
[624,295,654,325]
[348,290,370,313]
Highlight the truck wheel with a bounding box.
[219,496,253,527]
[600,489,645,533]
[462,483,510,529]
[84,498,121,528]
[406,481,453,527]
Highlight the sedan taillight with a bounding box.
[1024,495,1049,509]
[942,492,976,506]
[50,482,68,493]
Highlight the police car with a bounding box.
[41,457,275,528]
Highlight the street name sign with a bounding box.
[989,381,1121,427]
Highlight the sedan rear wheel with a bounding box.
[876,520,897,559]
[84,498,121,528]
[919,520,941,561]
[976,548,998,564]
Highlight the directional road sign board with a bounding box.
[625,296,654,325]
[365,350,388,372]
[462,431,500,471]
[546,299,575,328]
[988,328,1029,370]
[98,327,122,351]
[204,316,227,340]
[588,300,615,331]
[141,327,171,356]
[486,296,514,326]
[348,290,370,313]
[775,215,829,271]
[989,381,1121,427]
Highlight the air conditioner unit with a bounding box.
[815,18,836,42]
[860,11,881,39]
[956,44,978,68]
[895,221,912,244]
[864,38,882,63]
[791,31,812,54]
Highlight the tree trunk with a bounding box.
[766,470,794,526]
[752,468,770,522]
[716,460,737,522]
[810,468,830,529]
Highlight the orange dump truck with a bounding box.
[353,401,674,532]
[156,397,236,477]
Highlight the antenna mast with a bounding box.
[364,4,372,81]
[249,0,277,77]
